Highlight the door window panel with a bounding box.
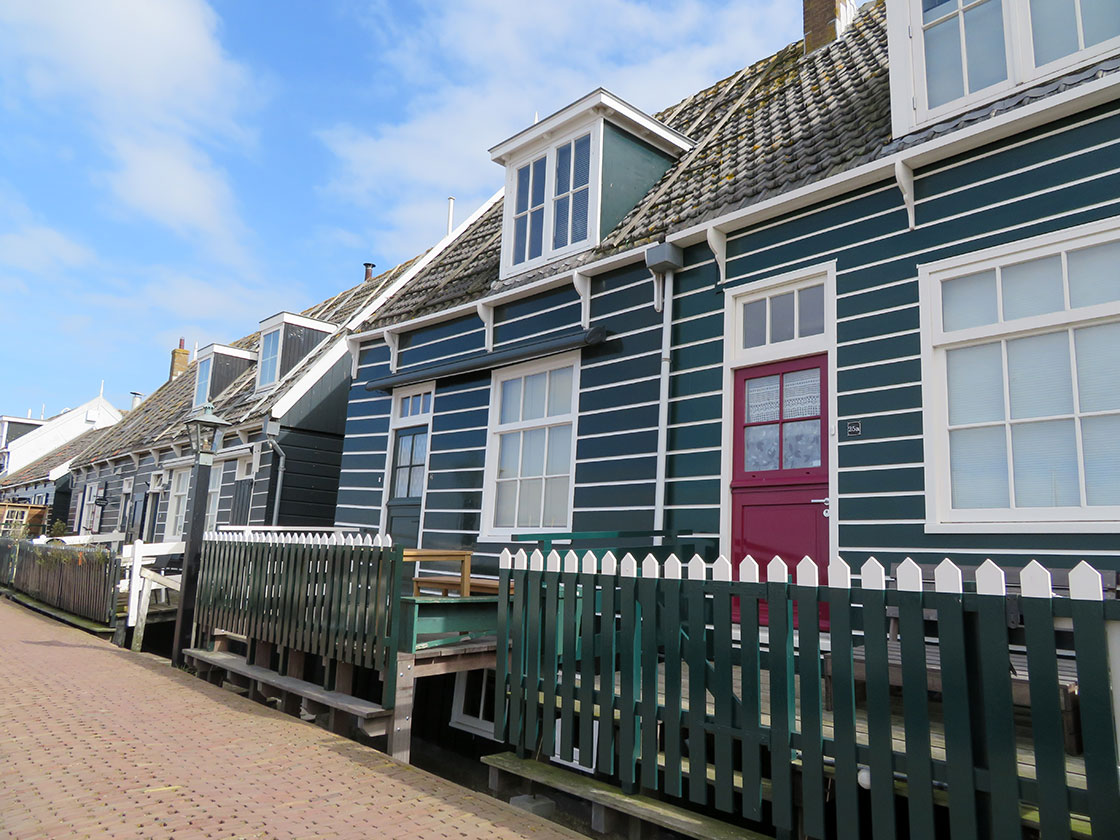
[741,366,823,474]
[391,428,427,500]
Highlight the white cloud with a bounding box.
[319,0,802,263]
[0,0,256,265]
[0,225,95,274]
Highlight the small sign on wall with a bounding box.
[846,420,862,438]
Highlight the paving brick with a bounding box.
[0,600,581,840]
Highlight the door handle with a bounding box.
[810,498,830,504]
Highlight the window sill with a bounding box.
[924,519,1120,535]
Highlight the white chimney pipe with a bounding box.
[447,197,455,236]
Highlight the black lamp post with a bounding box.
[171,402,230,665]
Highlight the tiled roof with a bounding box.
[1,425,114,488]
[71,258,421,467]
[358,0,1120,333]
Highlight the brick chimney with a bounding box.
[803,0,857,54]
[169,337,189,381]
[363,262,375,282]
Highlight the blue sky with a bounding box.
[0,0,801,418]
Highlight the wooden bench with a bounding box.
[408,548,483,596]
[183,648,392,737]
[483,752,770,840]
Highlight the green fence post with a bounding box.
[618,553,641,794]
[639,554,660,791]
[826,558,860,840]
[895,559,934,840]
[859,557,897,840]
[766,557,795,835]
[596,552,619,777]
[737,557,763,822]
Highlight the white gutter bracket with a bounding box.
[385,331,400,374]
[572,271,591,329]
[895,159,916,230]
[476,302,495,352]
[707,227,727,284]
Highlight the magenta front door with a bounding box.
[731,354,829,624]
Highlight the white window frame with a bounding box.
[203,464,223,532]
[193,356,212,409]
[236,455,254,481]
[380,381,435,539]
[79,481,98,535]
[256,328,282,391]
[449,669,503,741]
[480,352,579,543]
[919,216,1120,533]
[501,123,602,278]
[165,468,191,540]
[889,0,1120,135]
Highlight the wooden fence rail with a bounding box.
[496,549,1120,840]
[195,532,409,702]
[5,539,120,625]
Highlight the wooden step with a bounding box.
[183,648,391,721]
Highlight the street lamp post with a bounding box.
[171,403,231,666]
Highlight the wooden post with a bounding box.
[283,649,306,715]
[130,576,154,652]
[127,540,144,627]
[388,653,416,762]
[330,661,354,734]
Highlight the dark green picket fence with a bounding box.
[0,537,17,586]
[6,539,120,625]
[195,532,409,701]
[496,549,1120,840]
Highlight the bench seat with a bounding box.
[412,574,503,596]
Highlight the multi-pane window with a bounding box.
[743,369,823,473]
[166,469,191,539]
[552,134,591,250]
[742,284,825,349]
[490,362,575,530]
[930,232,1120,523]
[203,466,222,532]
[916,0,1120,113]
[258,329,280,387]
[513,156,546,266]
[392,428,428,499]
[193,357,212,408]
[399,390,431,419]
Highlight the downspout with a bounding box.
[654,269,674,536]
[265,426,287,527]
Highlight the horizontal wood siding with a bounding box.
[669,101,1120,569]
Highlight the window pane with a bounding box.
[782,369,820,419]
[516,164,530,214]
[412,432,428,463]
[1081,415,1120,505]
[517,478,543,527]
[782,419,821,469]
[194,358,211,406]
[523,372,547,420]
[1007,331,1074,419]
[947,342,1005,425]
[500,378,522,424]
[770,292,795,343]
[745,424,780,471]
[531,157,546,207]
[950,426,1010,508]
[924,0,959,23]
[394,467,410,499]
[571,188,589,243]
[521,427,546,477]
[1029,0,1080,65]
[1012,419,1080,506]
[546,424,571,475]
[925,16,965,107]
[547,366,572,416]
[529,208,544,260]
[1068,240,1120,307]
[963,0,1008,92]
[746,375,780,423]
[573,134,591,187]
[743,300,766,348]
[421,392,431,414]
[409,466,425,497]
[942,270,997,330]
[542,476,569,527]
[1075,322,1120,412]
[498,433,520,479]
[1082,0,1120,47]
[799,285,825,337]
[396,434,413,467]
[1001,255,1064,320]
[555,142,571,195]
[495,481,516,528]
[513,215,527,264]
[553,196,570,249]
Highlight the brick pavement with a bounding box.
[0,600,582,840]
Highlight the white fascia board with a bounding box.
[270,339,349,420]
[259,311,336,333]
[347,241,649,347]
[489,88,693,164]
[667,70,1120,248]
[198,343,258,362]
[48,460,74,482]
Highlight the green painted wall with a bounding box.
[599,122,675,239]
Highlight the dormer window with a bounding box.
[255,312,334,392]
[894,0,1120,132]
[194,344,257,407]
[492,89,692,279]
